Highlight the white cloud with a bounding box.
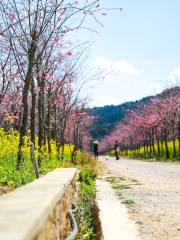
[102,74,118,84]
[92,56,142,76]
[169,68,180,86]
[144,59,155,65]
[91,94,121,107]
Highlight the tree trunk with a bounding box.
[152,134,156,155]
[173,138,176,158]
[37,78,45,166]
[149,134,152,155]
[178,121,180,159]
[172,123,176,158]
[31,78,36,146]
[143,140,146,156]
[164,131,170,159]
[160,134,164,156]
[17,32,37,169]
[46,87,51,155]
[156,135,161,159]
[71,145,77,164]
[17,68,33,168]
[145,138,149,155]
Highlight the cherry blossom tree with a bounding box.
[100,88,180,160]
[0,0,107,167]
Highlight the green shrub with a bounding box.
[75,154,97,240]
[78,167,96,185]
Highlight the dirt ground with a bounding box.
[99,156,180,240]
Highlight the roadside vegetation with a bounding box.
[0,128,73,190]
[0,128,98,239]
[75,153,97,240]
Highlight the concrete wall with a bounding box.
[0,168,77,240]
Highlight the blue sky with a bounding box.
[79,0,180,106]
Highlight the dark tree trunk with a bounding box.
[145,138,149,155]
[172,123,176,158]
[31,78,36,146]
[173,138,176,158]
[156,135,161,159]
[46,87,51,155]
[60,119,67,161]
[71,145,77,164]
[17,32,37,169]
[160,134,164,156]
[143,140,146,156]
[164,131,170,159]
[152,134,156,155]
[17,69,33,168]
[178,121,180,159]
[37,78,45,166]
[149,134,152,155]
[42,85,46,146]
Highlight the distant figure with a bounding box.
[93,140,99,159]
[114,140,119,160]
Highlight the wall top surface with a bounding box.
[0,168,77,240]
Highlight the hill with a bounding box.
[89,96,151,139]
[89,87,180,140]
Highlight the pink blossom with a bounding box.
[8,13,16,20]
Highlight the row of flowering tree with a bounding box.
[100,88,180,160]
[0,0,105,168]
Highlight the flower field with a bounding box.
[0,128,72,189]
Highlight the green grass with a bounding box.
[105,176,117,183]
[122,199,135,205]
[106,175,137,206]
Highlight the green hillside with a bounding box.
[89,96,151,140]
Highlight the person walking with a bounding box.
[114,140,119,160]
[93,140,99,159]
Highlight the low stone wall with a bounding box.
[0,168,77,240]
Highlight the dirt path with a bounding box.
[99,157,180,240]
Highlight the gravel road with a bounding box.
[100,157,180,240]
